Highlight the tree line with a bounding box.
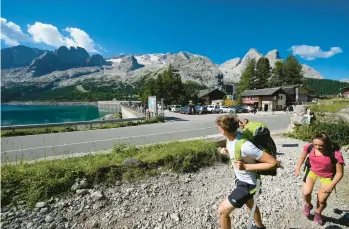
[303,78,349,96]
[141,65,207,105]
[237,55,304,102]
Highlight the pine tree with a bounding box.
[269,61,286,87]
[284,55,304,85]
[237,58,256,103]
[142,78,157,103]
[156,74,165,99]
[162,65,184,104]
[255,57,270,89]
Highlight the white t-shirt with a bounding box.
[226,132,263,185]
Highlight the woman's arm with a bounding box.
[324,163,344,193]
[295,150,308,176]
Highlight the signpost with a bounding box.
[148,96,157,116]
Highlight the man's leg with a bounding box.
[218,199,235,229]
[246,199,263,228]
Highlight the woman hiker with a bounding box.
[294,132,345,225]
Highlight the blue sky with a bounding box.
[1,0,348,80]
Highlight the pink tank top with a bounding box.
[303,144,345,178]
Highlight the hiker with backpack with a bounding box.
[294,132,345,225]
[216,115,278,229]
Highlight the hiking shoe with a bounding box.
[303,204,313,217]
[314,212,323,225]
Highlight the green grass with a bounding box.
[309,99,349,113]
[1,140,223,207]
[1,116,164,137]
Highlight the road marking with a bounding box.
[3,126,218,153]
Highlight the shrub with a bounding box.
[286,120,349,146]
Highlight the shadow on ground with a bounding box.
[164,116,189,122]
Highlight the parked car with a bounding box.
[206,105,220,113]
[170,105,182,112]
[219,106,235,113]
[180,106,196,114]
[243,105,254,113]
[195,106,208,114]
[237,107,250,113]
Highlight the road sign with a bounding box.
[148,96,157,113]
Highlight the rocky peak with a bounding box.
[55,46,89,69]
[301,64,324,79]
[117,55,144,72]
[177,51,193,60]
[28,51,58,77]
[109,53,128,59]
[266,49,280,59]
[340,78,349,83]
[265,49,281,67]
[1,45,46,69]
[25,46,108,77]
[86,54,110,66]
[242,48,263,61]
[220,58,241,69]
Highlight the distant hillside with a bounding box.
[304,78,349,95]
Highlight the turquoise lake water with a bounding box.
[1,104,120,126]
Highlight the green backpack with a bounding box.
[235,121,278,176]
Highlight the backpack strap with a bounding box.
[303,144,314,183]
[307,144,314,155]
[235,138,247,160]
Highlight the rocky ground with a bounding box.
[1,136,349,229]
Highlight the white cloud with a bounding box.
[289,45,343,60]
[64,27,98,53]
[1,17,103,53]
[27,22,65,47]
[0,17,31,46]
[27,22,100,53]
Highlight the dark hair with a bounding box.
[216,114,239,133]
[312,132,340,154]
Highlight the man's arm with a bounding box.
[244,152,278,171]
[234,141,277,171]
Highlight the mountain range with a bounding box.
[0,45,331,91]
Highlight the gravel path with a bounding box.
[2,136,348,229]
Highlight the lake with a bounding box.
[1,104,121,126]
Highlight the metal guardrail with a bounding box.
[1,117,145,131]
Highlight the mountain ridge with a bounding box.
[1,45,325,90]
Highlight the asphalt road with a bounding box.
[1,113,292,162]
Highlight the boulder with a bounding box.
[122,158,143,167]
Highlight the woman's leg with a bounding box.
[302,173,317,216]
[303,174,316,205]
[316,182,331,214]
[314,180,332,225]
